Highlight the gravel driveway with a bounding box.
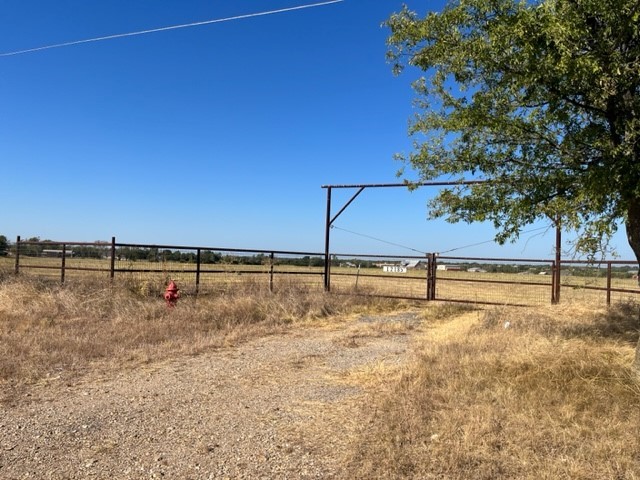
[0,312,421,479]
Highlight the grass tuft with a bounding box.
[421,301,478,321]
[0,276,401,403]
[345,302,640,479]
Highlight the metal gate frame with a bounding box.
[321,181,563,304]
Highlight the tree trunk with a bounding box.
[625,198,640,372]
[625,198,640,275]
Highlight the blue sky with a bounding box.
[1,0,635,259]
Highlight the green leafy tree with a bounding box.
[146,247,159,262]
[200,250,222,264]
[22,237,43,257]
[387,0,640,368]
[386,0,640,261]
[0,235,8,256]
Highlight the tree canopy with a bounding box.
[386,0,640,260]
[0,235,8,256]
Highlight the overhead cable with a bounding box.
[436,225,551,254]
[331,225,426,255]
[333,223,552,256]
[0,0,344,57]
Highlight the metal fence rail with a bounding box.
[5,236,640,306]
[328,253,430,300]
[435,256,555,306]
[11,237,326,296]
[558,259,640,305]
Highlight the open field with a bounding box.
[4,254,640,306]
[1,276,638,478]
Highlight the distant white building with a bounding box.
[42,249,74,258]
[404,259,428,269]
[437,264,462,271]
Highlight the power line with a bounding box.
[331,225,426,254]
[437,225,551,254]
[436,238,501,254]
[0,0,344,57]
[332,223,552,255]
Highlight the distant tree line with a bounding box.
[0,235,8,257]
[1,235,634,276]
[450,262,637,278]
[0,236,329,266]
[3,236,52,257]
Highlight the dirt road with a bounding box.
[1,311,422,479]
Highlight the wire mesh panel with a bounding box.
[608,261,640,304]
[271,252,325,292]
[560,260,640,305]
[329,254,429,300]
[113,245,326,296]
[434,257,554,306]
[14,240,112,282]
[13,255,63,280]
[198,260,273,296]
[0,256,12,276]
[9,238,640,307]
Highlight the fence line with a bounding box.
[10,236,326,295]
[6,236,640,306]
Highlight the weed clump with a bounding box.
[0,275,401,399]
[345,303,640,479]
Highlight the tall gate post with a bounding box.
[427,253,437,301]
[320,185,372,292]
[324,186,332,291]
[553,219,562,304]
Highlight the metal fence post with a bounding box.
[427,253,437,301]
[110,236,116,281]
[61,243,66,284]
[554,219,562,303]
[269,252,275,292]
[554,264,561,304]
[426,254,431,300]
[196,248,201,296]
[550,261,556,304]
[606,262,612,305]
[14,235,20,275]
[432,254,438,300]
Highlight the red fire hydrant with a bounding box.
[164,280,180,308]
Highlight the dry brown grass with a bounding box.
[345,301,640,479]
[4,271,640,478]
[0,275,404,403]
